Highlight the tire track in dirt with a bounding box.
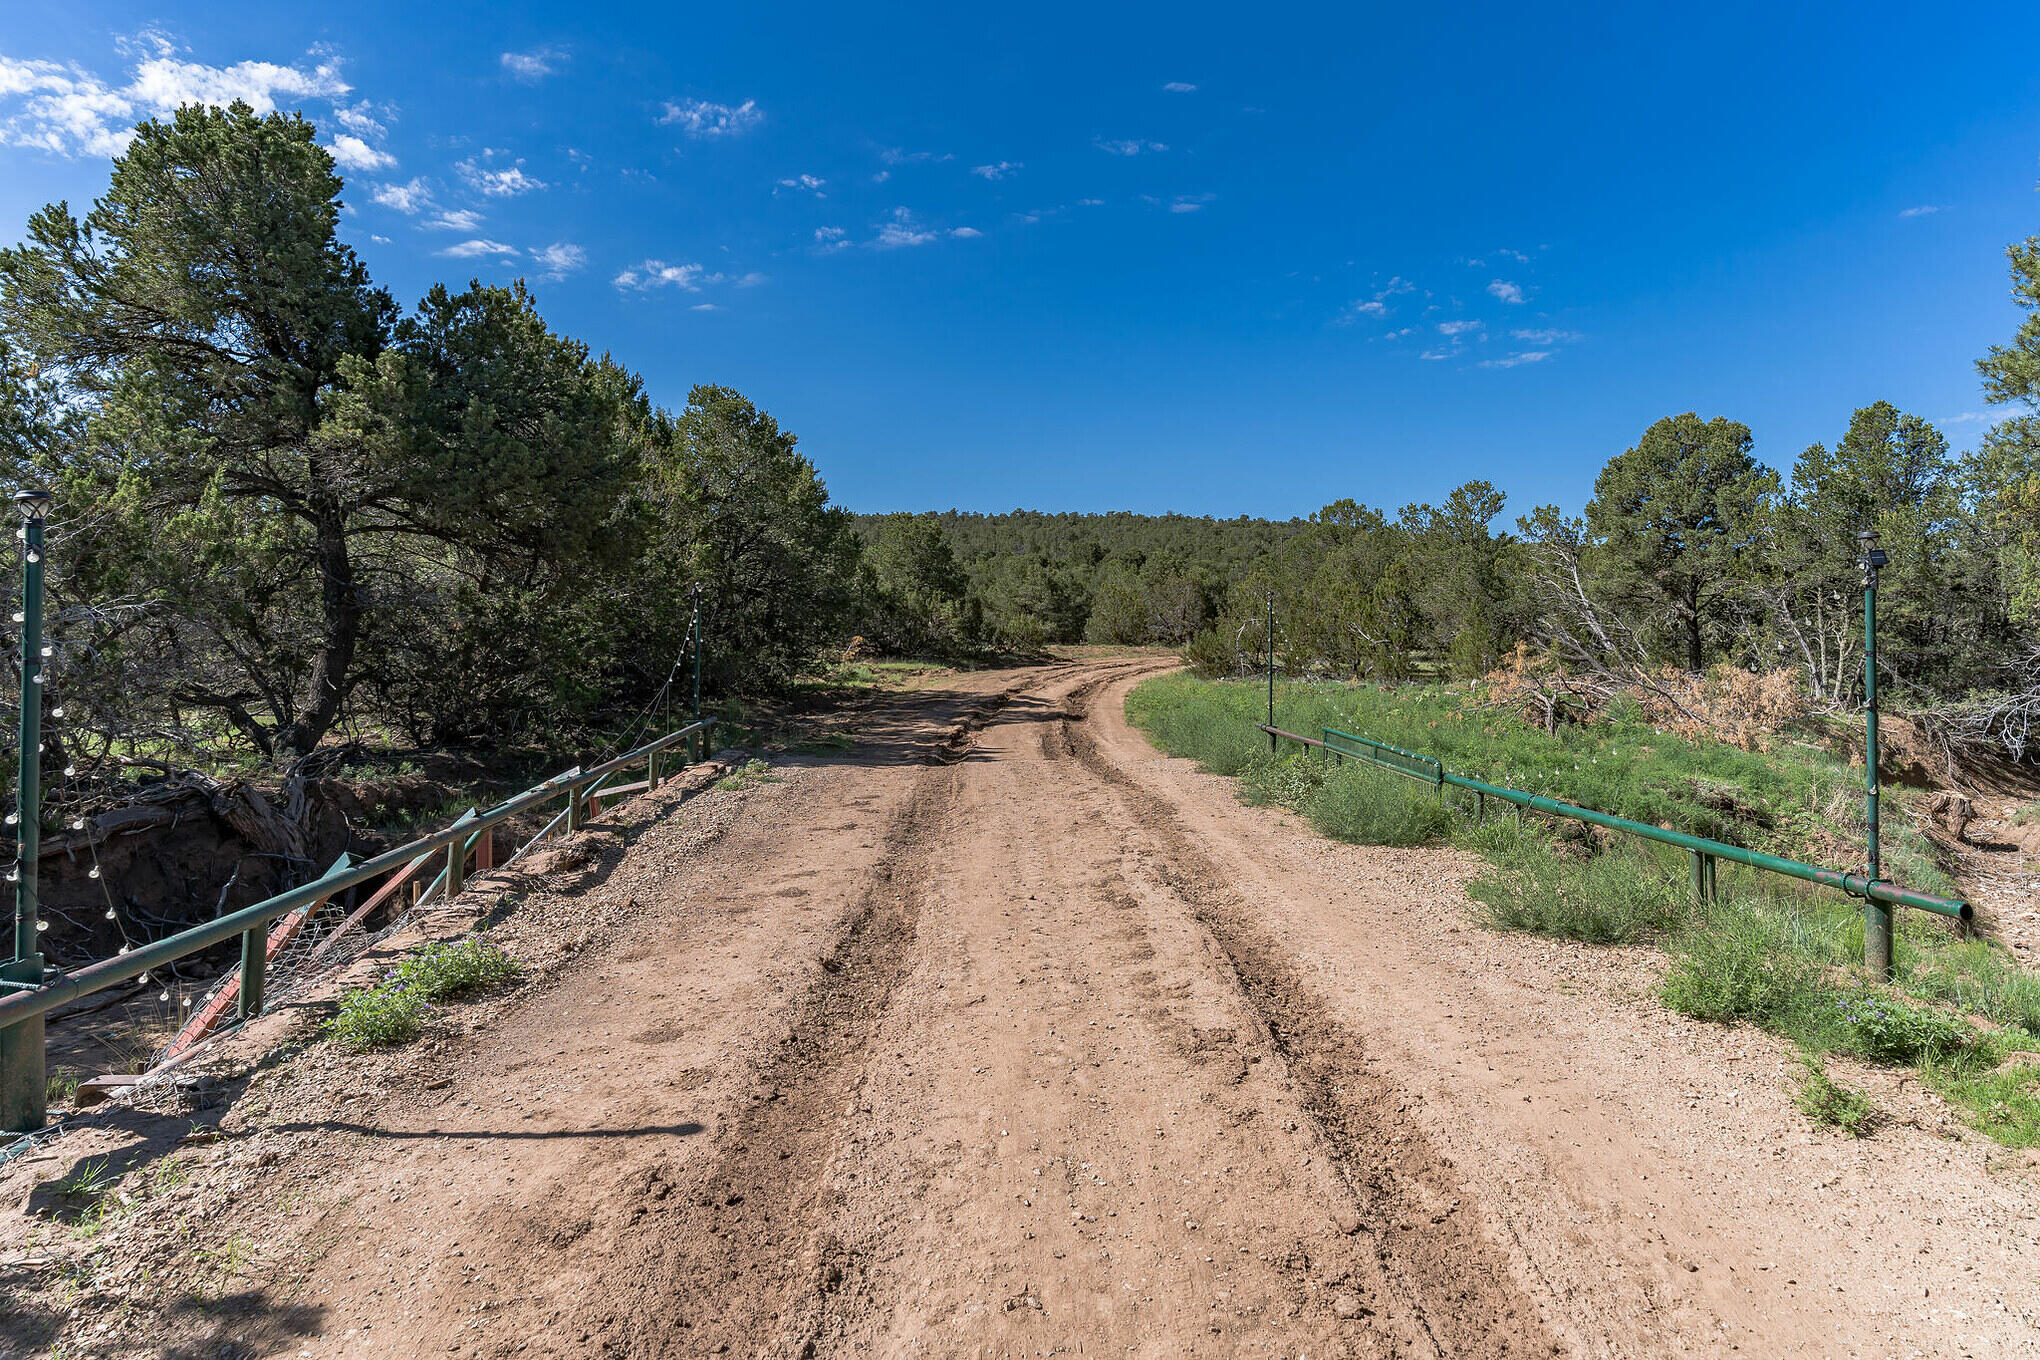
[1058,680,1561,1359]
[547,671,1066,1360]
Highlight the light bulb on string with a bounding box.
[4,813,14,825]
[88,866,100,879]
[158,991,168,1002]
[27,551,40,563]
[9,612,19,622]
[70,819,82,830]
[51,708,62,718]
[35,920,46,932]
[63,765,74,776]
[39,646,51,658]
[103,908,115,921]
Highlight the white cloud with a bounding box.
[815,225,848,251]
[1437,319,1482,335]
[659,97,762,139]
[615,260,710,290]
[372,177,430,212]
[1899,204,1942,218]
[534,242,586,278]
[331,100,385,138]
[950,226,982,239]
[1496,247,1529,262]
[691,303,719,311]
[1163,81,1197,93]
[874,207,937,248]
[1486,279,1525,304]
[0,32,351,158]
[439,238,518,258]
[1938,411,1993,425]
[457,156,544,196]
[1079,197,1104,206]
[777,173,825,193]
[326,132,393,171]
[972,161,1021,180]
[1168,193,1213,213]
[871,169,891,183]
[1419,348,1456,361]
[1480,350,1551,368]
[500,49,561,82]
[879,146,950,166]
[1512,327,1579,344]
[1340,300,1388,321]
[426,208,483,231]
[1336,275,1418,325]
[1384,327,1416,339]
[1096,137,1167,155]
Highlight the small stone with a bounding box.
[1331,1207,1363,1235]
[1332,1291,1366,1320]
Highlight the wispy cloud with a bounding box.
[660,97,762,139]
[1162,81,1197,93]
[372,177,430,213]
[1167,192,1214,213]
[613,260,763,291]
[439,238,518,258]
[1938,411,1994,426]
[500,49,562,82]
[1496,247,1529,262]
[615,260,709,290]
[878,146,950,166]
[326,132,393,171]
[815,225,849,251]
[1899,204,1943,218]
[1096,136,1168,156]
[425,208,483,232]
[457,155,544,197]
[1486,279,1525,304]
[1512,327,1579,344]
[950,226,983,239]
[972,161,1022,180]
[534,242,586,279]
[1336,275,1417,325]
[874,207,938,248]
[776,173,825,194]
[0,31,351,157]
[1480,350,1551,368]
[1436,319,1482,336]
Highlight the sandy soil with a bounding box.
[5,659,2038,1359]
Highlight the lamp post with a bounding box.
[1859,528,1891,979]
[2,487,52,1133]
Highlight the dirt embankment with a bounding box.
[4,658,2036,1359]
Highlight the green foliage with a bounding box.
[855,512,981,657]
[1585,413,1777,670]
[1660,898,1835,1025]
[327,985,425,1050]
[1469,838,1687,944]
[391,937,522,1002]
[717,757,776,790]
[1794,1054,1877,1136]
[327,935,518,1049]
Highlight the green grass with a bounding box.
[717,757,777,790]
[1794,1053,1878,1136]
[1126,671,2040,1145]
[326,936,520,1050]
[1125,671,1952,892]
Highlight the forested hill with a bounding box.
[847,509,1307,651]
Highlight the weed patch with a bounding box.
[326,936,519,1050]
[1794,1053,1877,1136]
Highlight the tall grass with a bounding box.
[1127,671,2040,1146]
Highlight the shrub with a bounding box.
[1794,1053,1877,1136]
[1816,989,1980,1065]
[1470,841,1688,944]
[328,985,426,1050]
[326,935,518,1050]
[1661,899,1831,1026]
[393,937,521,1002]
[1306,765,1453,846]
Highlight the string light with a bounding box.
[87,866,100,879]
[103,908,115,921]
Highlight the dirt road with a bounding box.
[16,659,2038,1358]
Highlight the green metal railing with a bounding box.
[1263,721,1971,925]
[0,715,716,1132]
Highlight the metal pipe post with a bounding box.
[691,584,704,761]
[2,488,52,1132]
[1860,530,1891,978]
[1265,592,1276,754]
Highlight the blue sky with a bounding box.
[3,3,2040,522]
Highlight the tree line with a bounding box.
[7,100,2040,784]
